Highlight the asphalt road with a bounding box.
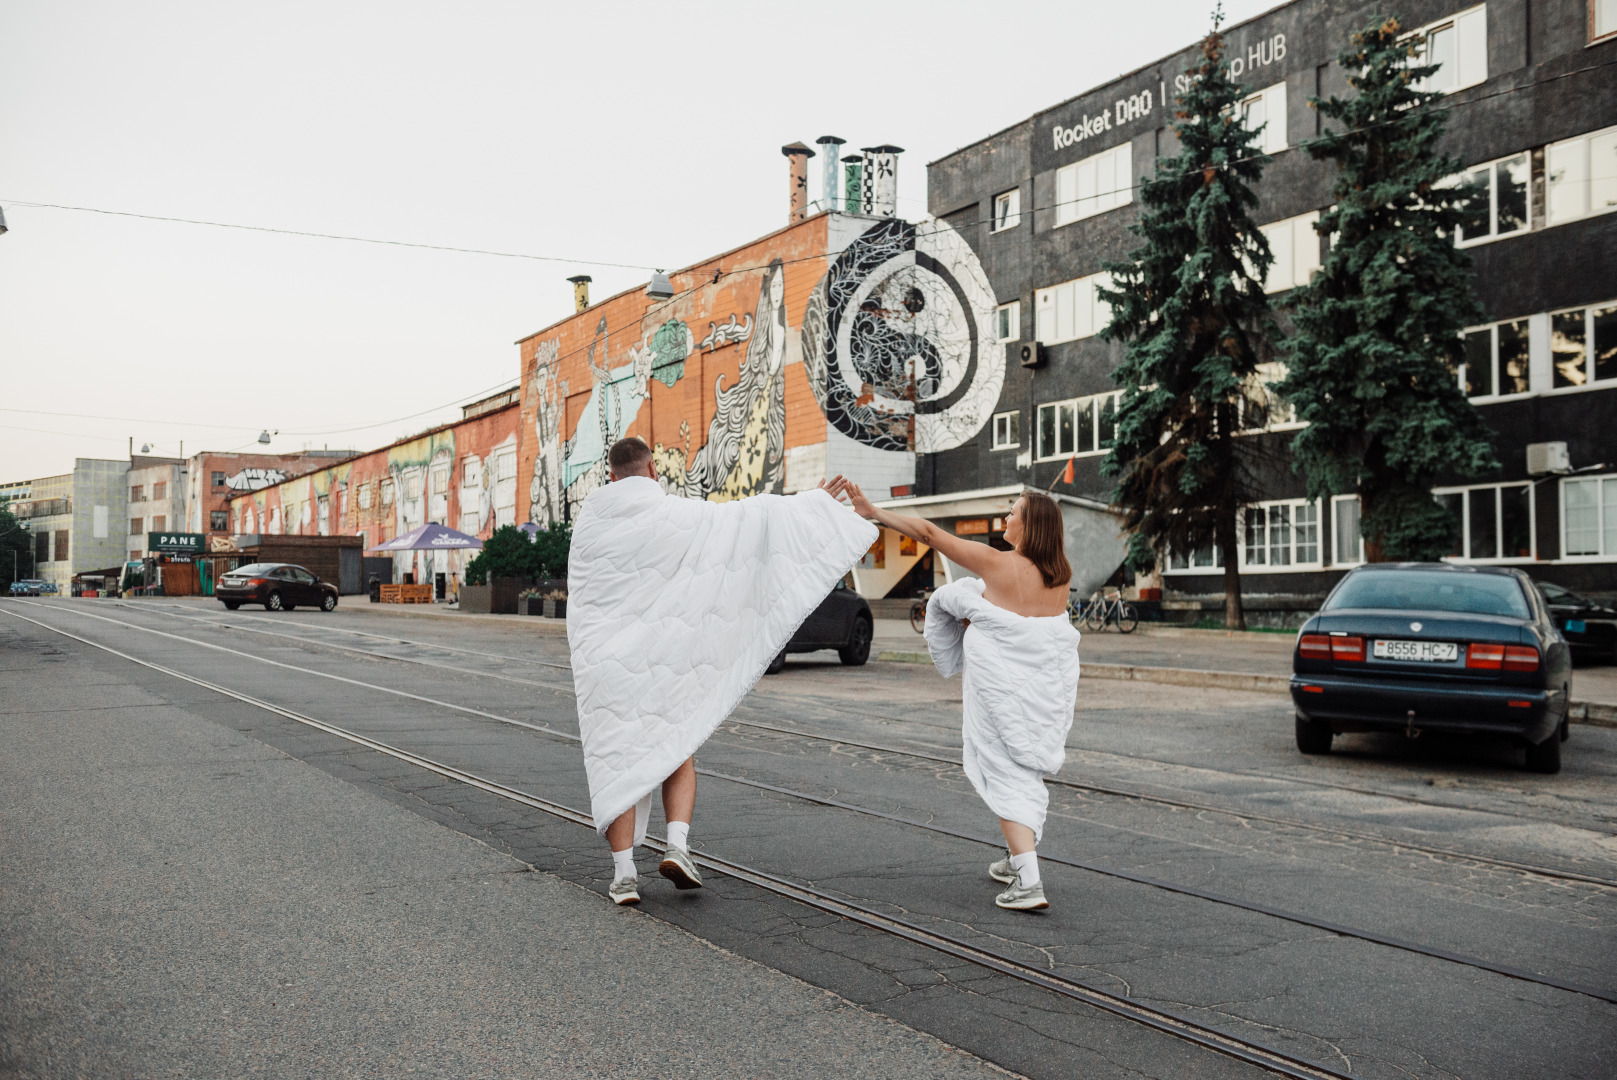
[4,596,1615,1080]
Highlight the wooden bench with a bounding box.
[378,583,434,604]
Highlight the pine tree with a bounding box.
[1101,12,1274,630]
[1275,16,1496,561]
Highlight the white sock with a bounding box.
[666,820,690,851]
[612,847,637,881]
[1010,850,1040,888]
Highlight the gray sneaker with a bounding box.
[658,845,703,890]
[608,876,641,905]
[988,852,1017,885]
[995,880,1048,911]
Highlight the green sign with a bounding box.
[148,532,205,554]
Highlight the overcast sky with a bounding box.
[1,0,1277,481]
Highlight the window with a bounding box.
[1258,212,1321,293]
[1167,542,1224,571]
[1055,142,1132,226]
[1547,125,1617,225]
[130,517,143,535]
[1459,318,1531,397]
[210,510,228,531]
[153,481,167,500]
[1238,362,1298,431]
[1550,300,1617,388]
[1435,482,1534,560]
[152,516,166,533]
[1410,4,1488,94]
[381,478,395,506]
[358,482,372,510]
[212,471,227,489]
[54,530,69,562]
[992,188,1021,232]
[1333,496,1363,565]
[1453,153,1530,244]
[992,411,1021,450]
[35,530,49,564]
[1241,500,1321,568]
[1597,0,1617,42]
[1035,272,1113,344]
[1240,81,1288,154]
[995,301,1021,343]
[130,485,144,502]
[1036,391,1120,460]
[1562,475,1617,557]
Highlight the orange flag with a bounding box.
[1061,457,1075,485]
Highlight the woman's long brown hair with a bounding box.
[1016,492,1072,588]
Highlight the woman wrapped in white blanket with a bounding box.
[844,485,1080,911]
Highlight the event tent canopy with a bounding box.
[366,522,483,553]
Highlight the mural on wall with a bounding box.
[800,218,1001,454]
[656,258,789,502]
[527,338,568,527]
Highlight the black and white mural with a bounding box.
[800,217,1002,454]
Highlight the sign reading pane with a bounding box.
[1501,485,1533,558]
[1467,487,1498,559]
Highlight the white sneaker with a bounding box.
[995,880,1048,911]
[658,846,703,890]
[988,851,1017,885]
[608,876,641,905]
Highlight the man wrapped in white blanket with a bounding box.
[846,484,1080,911]
[568,437,877,905]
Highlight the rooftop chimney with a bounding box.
[781,141,816,225]
[862,145,904,217]
[567,274,593,312]
[816,136,846,212]
[842,155,864,213]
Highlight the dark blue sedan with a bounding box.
[1291,564,1572,773]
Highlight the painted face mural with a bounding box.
[800,218,1001,453]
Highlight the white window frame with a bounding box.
[1596,0,1617,43]
[1548,299,1617,391]
[992,188,1021,232]
[995,301,1021,343]
[1434,481,1536,563]
[1035,390,1122,462]
[1054,142,1133,226]
[1238,498,1324,572]
[1449,152,1532,246]
[1240,81,1289,154]
[1408,4,1488,94]
[1164,542,1224,573]
[1035,271,1113,344]
[1331,495,1364,566]
[1257,211,1321,294]
[357,482,372,510]
[1560,474,1617,560]
[1547,124,1617,226]
[1459,317,1533,400]
[1236,361,1302,433]
[991,410,1021,451]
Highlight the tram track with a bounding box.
[12,600,1617,1008]
[4,603,1369,1080]
[94,601,1617,890]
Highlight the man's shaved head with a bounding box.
[607,437,654,480]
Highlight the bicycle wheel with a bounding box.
[1117,603,1139,634]
[1067,599,1085,630]
[910,602,927,633]
[1083,602,1107,632]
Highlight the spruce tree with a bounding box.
[1275,16,1496,561]
[1101,12,1273,630]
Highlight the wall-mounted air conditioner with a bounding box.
[1526,442,1570,476]
[1017,341,1044,369]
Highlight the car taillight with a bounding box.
[1330,635,1365,662]
[1298,634,1332,658]
[247,578,268,587]
[1503,646,1540,672]
[1466,643,1505,670]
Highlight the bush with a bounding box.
[463,522,571,585]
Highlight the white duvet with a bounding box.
[567,476,877,839]
[923,577,1081,841]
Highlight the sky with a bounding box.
[0,0,1278,481]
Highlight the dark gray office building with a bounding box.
[925,0,1617,604]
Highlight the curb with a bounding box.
[875,650,1617,727]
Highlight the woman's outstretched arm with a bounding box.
[842,482,1002,578]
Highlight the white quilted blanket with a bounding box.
[924,577,1081,841]
[567,476,878,837]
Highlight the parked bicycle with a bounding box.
[910,587,933,633]
[1079,588,1138,633]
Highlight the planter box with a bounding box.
[458,584,492,614]
[461,577,526,614]
[544,598,568,619]
[517,596,545,617]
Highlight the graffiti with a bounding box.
[656,258,788,501]
[801,218,1002,454]
[527,338,569,527]
[646,319,692,387]
[225,467,288,492]
[697,313,753,352]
